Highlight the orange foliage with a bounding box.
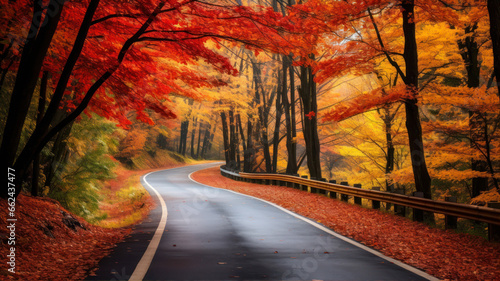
[323,84,413,122]
[116,129,147,160]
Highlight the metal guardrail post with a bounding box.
[488,202,500,242]
[310,177,318,193]
[444,196,457,229]
[353,184,362,205]
[277,173,283,186]
[394,189,406,217]
[301,175,309,191]
[412,192,424,222]
[372,187,381,209]
[286,174,293,188]
[319,178,328,195]
[340,182,349,202]
[329,180,337,199]
[292,174,300,189]
[284,174,292,187]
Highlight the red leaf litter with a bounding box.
[191,167,500,281]
[0,194,129,280]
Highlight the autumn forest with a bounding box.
[1,0,500,248]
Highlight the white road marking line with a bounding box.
[129,163,223,280]
[188,171,439,281]
[129,171,168,281]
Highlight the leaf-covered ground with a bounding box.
[191,167,500,281]
[0,194,129,280]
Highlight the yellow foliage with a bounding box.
[470,189,500,206]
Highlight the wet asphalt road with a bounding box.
[86,163,435,281]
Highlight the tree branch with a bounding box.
[367,8,408,84]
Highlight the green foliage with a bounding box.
[0,71,16,136]
[48,114,117,222]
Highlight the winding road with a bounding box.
[86,163,437,281]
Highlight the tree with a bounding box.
[363,1,432,199]
[3,0,289,198]
[299,59,322,179]
[456,2,492,197]
[488,0,500,96]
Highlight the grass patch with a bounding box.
[129,150,194,170]
[94,166,155,228]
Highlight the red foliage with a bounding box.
[305,111,316,120]
[0,194,129,280]
[323,85,413,122]
[192,167,500,281]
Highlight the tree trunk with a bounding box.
[190,115,198,158]
[179,99,193,156]
[234,113,241,170]
[1,1,65,198]
[207,121,217,154]
[252,61,273,172]
[285,55,298,174]
[384,112,395,193]
[0,59,14,96]
[402,0,432,200]
[228,109,237,169]
[244,117,254,172]
[0,0,64,166]
[5,0,107,198]
[272,58,284,173]
[286,55,299,174]
[177,123,183,154]
[178,119,189,156]
[43,121,73,188]
[202,120,217,158]
[196,121,203,159]
[299,61,322,179]
[221,111,230,165]
[458,23,489,198]
[200,122,211,158]
[32,71,48,196]
[237,113,247,152]
[488,0,500,97]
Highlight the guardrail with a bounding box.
[220,166,500,241]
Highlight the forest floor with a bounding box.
[191,166,500,281]
[0,194,128,280]
[0,160,205,280]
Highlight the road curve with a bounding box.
[87,163,437,281]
